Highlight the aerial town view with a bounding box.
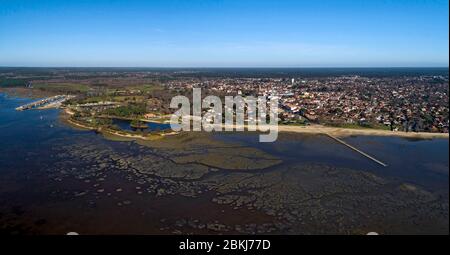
[0,0,448,246]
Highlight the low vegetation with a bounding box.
[103,103,147,118]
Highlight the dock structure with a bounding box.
[15,95,74,111]
[325,133,388,167]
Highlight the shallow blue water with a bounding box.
[1,93,449,196]
[213,131,449,194]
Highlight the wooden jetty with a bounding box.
[15,95,73,111]
[325,133,388,167]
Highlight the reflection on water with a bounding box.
[111,118,171,132]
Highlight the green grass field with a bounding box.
[34,83,89,93]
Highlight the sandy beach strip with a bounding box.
[278,124,449,139]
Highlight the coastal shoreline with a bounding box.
[277,124,449,139]
[61,108,178,141]
[64,111,449,141]
[4,91,448,141]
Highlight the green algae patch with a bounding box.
[173,147,282,170]
[136,132,282,170]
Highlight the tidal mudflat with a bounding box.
[0,94,448,234]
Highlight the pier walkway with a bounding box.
[15,95,74,111]
[325,133,388,167]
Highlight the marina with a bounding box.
[15,95,75,111]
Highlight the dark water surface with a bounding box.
[213,132,449,195]
[0,93,448,234]
[0,93,272,234]
[111,118,170,132]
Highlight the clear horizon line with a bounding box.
[0,66,449,69]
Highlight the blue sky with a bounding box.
[0,0,448,67]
